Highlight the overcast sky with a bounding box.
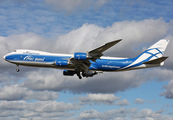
[0,0,173,120]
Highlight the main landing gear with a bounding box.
[76,72,82,79]
[16,65,20,72]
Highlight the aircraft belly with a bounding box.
[7,60,53,67]
[7,60,76,70]
[114,63,161,72]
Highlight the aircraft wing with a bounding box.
[69,39,122,72]
[88,39,122,61]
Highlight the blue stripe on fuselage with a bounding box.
[5,54,72,63]
[89,58,135,71]
[5,53,136,71]
[119,48,163,70]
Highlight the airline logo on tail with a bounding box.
[142,39,169,61]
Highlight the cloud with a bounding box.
[78,108,172,120]
[0,1,73,38]
[77,108,173,120]
[20,68,173,94]
[1,0,173,39]
[115,99,130,106]
[133,98,145,104]
[147,99,157,103]
[1,19,172,61]
[160,80,173,99]
[130,109,173,120]
[52,24,104,53]
[45,0,108,14]
[156,108,164,114]
[77,93,121,105]
[20,69,145,93]
[0,85,59,101]
[78,108,137,120]
[0,100,80,119]
[52,18,172,58]
[0,0,30,4]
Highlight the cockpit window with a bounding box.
[13,50,16,52]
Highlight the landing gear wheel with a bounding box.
[77,72,82,79]
[78,75,82,79]
[82,72,85,77]
[16,65,20,72]
[16,68,20,72]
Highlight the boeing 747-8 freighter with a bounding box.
[3,39,169,79]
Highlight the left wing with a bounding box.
[69,39,122,72]
[88,39,122,61]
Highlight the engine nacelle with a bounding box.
[74,52,87,60]
[55,60,68,66]
[63,70,75,76]
[82,71,97,77]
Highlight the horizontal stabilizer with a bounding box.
[143,56,168,64]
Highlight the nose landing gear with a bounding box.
[16,65,20,72]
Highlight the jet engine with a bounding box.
[55,60,68,66]
[63,70,75,76]
[74,52,87,60]
[82,71,97,77]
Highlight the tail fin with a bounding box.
[137,39,169,63]
[120,39,169,70]
[147,39,169,58]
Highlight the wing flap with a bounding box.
[143,56,168,64]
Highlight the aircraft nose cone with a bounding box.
[3,55,6,60]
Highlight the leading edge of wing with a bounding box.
[89,39,122,54]
[88,39,122,61]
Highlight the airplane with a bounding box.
[3,39,169,79]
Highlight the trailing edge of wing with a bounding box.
[88,39,122,61]
[143,56,168,64]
